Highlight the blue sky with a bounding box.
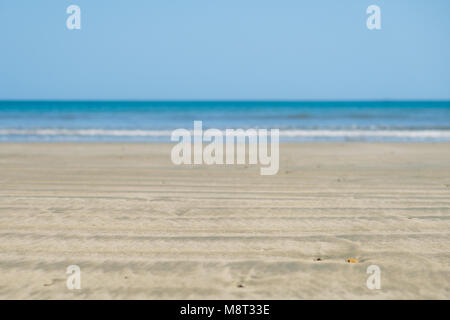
[0,0,449,100]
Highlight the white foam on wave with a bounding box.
[0,129,173,136]
[279,130,450,138]
[1,129,450,138]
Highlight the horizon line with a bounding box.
[1,99,450,103]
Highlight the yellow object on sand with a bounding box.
[347,258,359,263]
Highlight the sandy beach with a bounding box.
[0,143,449,299]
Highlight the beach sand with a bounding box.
[0,143,449,299]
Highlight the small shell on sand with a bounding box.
[347,258,359,263]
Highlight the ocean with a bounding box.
[0,101,449,142]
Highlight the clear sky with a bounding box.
[0,0,449,100]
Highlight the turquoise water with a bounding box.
[0,101,449,142]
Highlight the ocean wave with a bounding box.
[0,129,173,137]
[1,129,450,138]
[279,130,450,138]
